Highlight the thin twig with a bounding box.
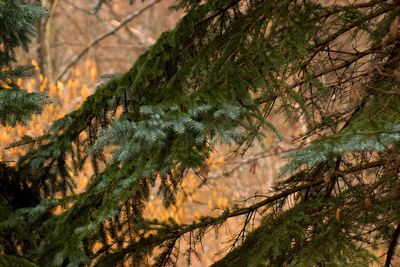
[57,0,161,81]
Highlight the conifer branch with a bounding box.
[290,43,382,90]
[314,5,390,50]
[7,1,400,265]
[385,222,400,267]
[194,0,241,28]
[96,179,324,265]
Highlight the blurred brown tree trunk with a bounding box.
[35,0,59,82]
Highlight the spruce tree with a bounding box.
[3,0,400,266]
[0,0,47,266]
[0,0,47,126]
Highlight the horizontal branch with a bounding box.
[95,178,324,265]
[96,154,400,264]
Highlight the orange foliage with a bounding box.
[0,60,97,173]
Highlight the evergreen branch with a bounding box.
[385,222,400,267]
[96,178,324,265]
[290,43,382,90]
[57,0,161,81]
[8,1,400,265]
[295,3,390,80]
[193,0,241,28]
[337,159,394,176]
[314,5,390,50]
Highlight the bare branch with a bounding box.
[385,222,400,267]
[57,0,161,81]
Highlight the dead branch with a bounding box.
[57,0,161,81]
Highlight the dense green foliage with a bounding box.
[0,0,47,265]
[0,0,47,126]
[3,0,400,266]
